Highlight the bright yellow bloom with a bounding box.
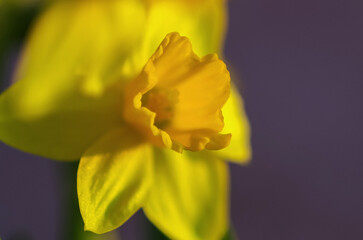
[123,34,231,152]
[0,0,251,239]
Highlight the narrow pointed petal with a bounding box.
[144,148,229,240]
[78,128,153,233]
[215,86,252,164]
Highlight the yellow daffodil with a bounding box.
[0,0,251,239]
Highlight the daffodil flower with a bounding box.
[0,0,251,239]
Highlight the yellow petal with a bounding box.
[0,82,122,160]
[15,1,146,113]
[216,85,252,164]
[124,33,231,152]
[78,128,153,234]
[0,0,146,160]
[144,148,229,240]
[125,0,227,72]
[145,1,226,56]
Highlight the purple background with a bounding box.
[1,0,363,239]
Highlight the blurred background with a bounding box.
[1,0,363,239]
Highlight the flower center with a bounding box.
[141,88,179,129]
